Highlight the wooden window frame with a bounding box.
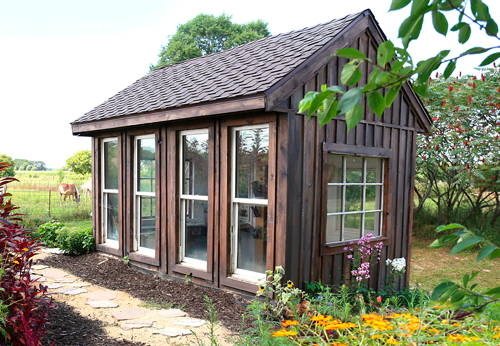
[101,137,120,249]
[219,114,277,293]
[133,134,157,258]
[178,128,210,270]
[320,143,392,256]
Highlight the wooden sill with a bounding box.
[128,252,160,266]
[320,236,390,256]
[96,243,121,256]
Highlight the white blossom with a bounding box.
[386,257,406,272]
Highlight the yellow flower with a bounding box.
[272,329,297,337]
[282,320,299,327]
[427,328,440,334]
[287,280,293,288]
[385,338,400,345]
[259,285,265,292]
[22,247,28,252]
[452,322,461,327]
[441,319,449,324]
[13,260,19,265]
[370,334,383,339]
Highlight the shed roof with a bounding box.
[72,11,362,125]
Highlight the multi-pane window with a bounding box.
[102,138,119,247]
[134,136,156,256]
[179,130,209,269]
[231,125,269,280]
[326,155,384,243]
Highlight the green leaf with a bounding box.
[345,102,363,130]
[338,87,364,114]
[377,41,396,67]
[318,98,339,126]
[368,66,380,84]
[432,10,448,36]
[413,82,429,97]
[443,59,457,78]
[432,281,454,301]
[470,271,479,282]
[362,83,378,92]
[450,236,483,256]
[385,85,401,108]
[415,50,449,84]
[458,23,472,44]
[486,18,499,36]
[337,48,367,60]
[429,234,459,248]
[450,289,467,303]
[389,0,411,11]
[462,273,470,288]
[439,284,459,302]
[488,248,500,260]
[470,0,490,22]
[391,60,405,73]
[479,52,500,66]
[341,61,363,86]
[477,244,498,262]
[438,0,464,11]
[375,71,390,85]
[298,91,318,114]
[411,0,429,16]
[398,66,413,77]
[399,14,424,47]
[435,223,466,232]
[451,22,467,32]
[460,46,491,56]
[484,286,500,296]
[368,91,385,117]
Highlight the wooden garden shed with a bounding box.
[71,9,432,295]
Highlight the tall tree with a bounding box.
[65,150,91,176]
[150,14,270,70]
[0,155,15,177]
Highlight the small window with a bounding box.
[179,130,209,269]
[102,138,119,247]
[133,135,156,257]
[326,155,384,243]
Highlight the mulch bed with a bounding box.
[40,252,250,335]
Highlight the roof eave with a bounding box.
[71,94,266,136]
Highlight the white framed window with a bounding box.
[101,137,119,248]
[230,124,269,282]
[326,155,384,243]
[133,135,156,257]
[179,129,209,270]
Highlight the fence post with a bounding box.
[48,190,51,218]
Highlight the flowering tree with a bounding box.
[415,67,500,226]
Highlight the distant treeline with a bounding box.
[14,159,46,171]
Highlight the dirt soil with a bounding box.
[39,252,251,345]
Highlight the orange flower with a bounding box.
[281,320,299,327]
[385,338,400,345]
[370,334,383,339]
[311,315,329,322]
[13,260,19,265]
[272,329,297,337]
[452,322,461,327]
[22,247,28,252]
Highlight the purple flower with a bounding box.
[318,296,323,300]
[347,255,353,259]
[328,303,333,306]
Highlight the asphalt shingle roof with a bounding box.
[72,12,362,124]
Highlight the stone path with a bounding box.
[32,252,235,345]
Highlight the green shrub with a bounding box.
[36,222,65,247]
[55,227,94,256]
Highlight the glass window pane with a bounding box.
[137,138,155,193]
[105,193,119,241]
[236,128,269,199]
[344,213,361,240]
[184,200,208,261]
[237,204,267,273]
[327,186,342,213]
[182,133,209,196]
[345,185,362,212]
[365,186,381,211]
[104,140,118,190]
[364,212,380,237]
[366,158,383,183]
[139,196,155,249]
[327,155,343,183]
[326,215,341,243]
[345,156,363,183]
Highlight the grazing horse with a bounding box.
[59,183,81,206]
[81,179,92,201]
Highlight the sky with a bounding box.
[1,0,499,169]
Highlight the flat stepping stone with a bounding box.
[69,283,90,288]
[46,284,66,289]
[32,265,49,270]
[31,275,47,282]
[86,290,118,301]
[158,309,186,318]
[152,328,192,337]
[43,248,63,254]
[55,288,77,294]
[39,269,67,279]
[112,307,150,321]
[86,300,119,309]
[55,288,88,295]
[54,278,76,283]
[172,319,206,327]
[121,319,155,331]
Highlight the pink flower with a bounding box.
[377,296,382,303]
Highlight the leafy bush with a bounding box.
[55,227,94,255]
[36,221,65,247]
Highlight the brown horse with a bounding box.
[59,183,81,206]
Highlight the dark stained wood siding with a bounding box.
[283,29,419,290]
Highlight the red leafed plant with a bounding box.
[0,162,54,346]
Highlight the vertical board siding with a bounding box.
[285,28,420,290]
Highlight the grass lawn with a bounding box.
[63,219,92,231]
[410,237,500,291]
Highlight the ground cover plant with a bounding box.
[0,162,54,345]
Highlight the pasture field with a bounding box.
[7,171,92,225]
